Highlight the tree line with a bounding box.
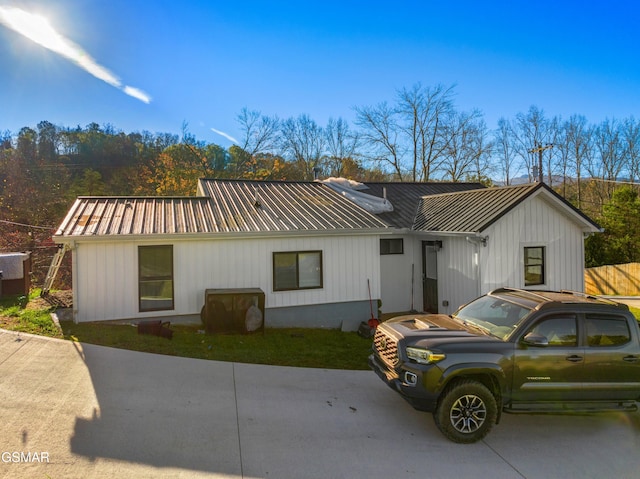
[1,82,640,286]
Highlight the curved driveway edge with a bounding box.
[0,329,639,479]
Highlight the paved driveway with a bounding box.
[0,330,639,479]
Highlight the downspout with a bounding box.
[466,234,488,297]
[70,241,79,324]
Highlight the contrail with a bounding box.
[0,6,151,103]
[211,127,239,144]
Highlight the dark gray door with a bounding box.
[422,241,439,313]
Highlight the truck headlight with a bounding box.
[406,347,446,365]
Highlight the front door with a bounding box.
[422,241,439,313]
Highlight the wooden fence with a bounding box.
[584,263,640,296]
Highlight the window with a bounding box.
[527,316,577,346]
[273,251,323,291]
[524,246,545,286]
[380,238,404,255]
[138,245,174,312]
[586,316,631,347]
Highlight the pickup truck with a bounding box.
[369,288,640,443]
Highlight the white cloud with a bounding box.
[123,86,151,104]
[211,127,239,144]
[0,6,151,103]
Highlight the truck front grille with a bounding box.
[374,328,399,367]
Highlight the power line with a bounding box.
[0,219,55,230]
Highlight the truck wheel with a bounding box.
[433,379,497,443]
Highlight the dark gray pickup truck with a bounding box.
[369,288,640,443]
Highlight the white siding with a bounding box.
[74,241,137,321]
[480,194,586,293]
[417,194,588,316]
[379,235,419,313]
[380,235,479,316]
[73,234,380,322]
[437,237,480,314]
[69,192,589,323]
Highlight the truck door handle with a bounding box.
[566,355,583,363]
[623,355,638,363]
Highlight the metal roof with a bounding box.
[199,179,389,232]
[413,182,601,234]
[361,182,486,228]
[55,180,389,238]
[54,180,600,239]
[55,197,219,237]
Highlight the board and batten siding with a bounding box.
[427,194,588,316]
[480,194,586,293]
[71,234,380,323]
[380,235,480,316]
[436,236,481,315]
[379,234,419,313]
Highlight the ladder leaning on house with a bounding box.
[41,245,69,297]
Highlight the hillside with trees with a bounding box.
[2,83,639,287]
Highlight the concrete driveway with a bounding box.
[0,330,639,479]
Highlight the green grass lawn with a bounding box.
[60,322,373,370]
[2,291,640,371]
[0,292,63,338]
[0,291,373,370]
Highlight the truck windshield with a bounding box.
[452,294,532,339]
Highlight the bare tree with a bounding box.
[324,117,360,177]
[512,106,553,182]
[397,83,456,181]
[237,108,280,156]
[589,118,624,206]
[440,110,491,182]
[354,83,458,181]
[564,115,592,208]
[493,118,519,185]
[621,116,640,183]
[354,102,404,180]
[279,115,326,180]
[468,118,495,183]
[234,108,280,175]
[545,115,564,186]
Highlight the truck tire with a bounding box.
[433,379,497,443]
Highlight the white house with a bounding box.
[52,179,601,330]
[375,182,601,316]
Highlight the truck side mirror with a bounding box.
[522,332,549,347]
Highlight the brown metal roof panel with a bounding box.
[414,184,540,233]
[99,200,118,236]
[113,200,127,234]
[56,179,389,238]
[240,183,278,232]
[253,184,292,231]
[76,199,101,236]
[198,179,387,232]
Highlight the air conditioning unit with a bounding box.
[201,288,265,334]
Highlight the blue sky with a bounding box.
[1,0,639,147]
